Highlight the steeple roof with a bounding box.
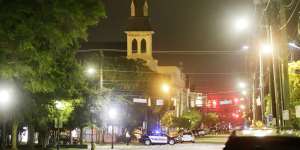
[126,0,152,31]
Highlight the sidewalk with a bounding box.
[195,135,229,144]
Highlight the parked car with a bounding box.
[139,133,176,145]
[224,129,300,150]
[177,132,195,143]
[192,129,207,137]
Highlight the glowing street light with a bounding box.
[242,45,249,51]
[0,88,14,112]
[161,83,170,94]
[86,67,97,76]
[242,90,247,96]
[240,105,246,110]
[238,82,247,89]
[109,107,118,149]
[55,101,65,110]
[0,89,11,109]
[234,17,250,32]
[109,108,118,121]
[261,43,273,54]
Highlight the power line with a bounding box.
[264,0,271,11]
[280,0,300,30]
[78,49,244,55]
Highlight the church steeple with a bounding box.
[143,0,149,16]
[125,0,155,68]
[131,0,135,16]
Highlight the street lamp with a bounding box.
[242,45,249,51]
[0,89,11,111]
[242,90,247,96]
[234,17,250,32]
[261,43,273,54]
[86,67,97,76]
[161,83,170,94]
[0,88,13,149]
[240,105,246,110]
[109,108,118,149]
[238,82,247,89]
[259,43,273,123]
[55,101,65,150]
[85,66,101,150]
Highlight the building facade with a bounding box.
[125,0,187,117]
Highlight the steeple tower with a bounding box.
[131,0,135,16]
[125,0,155,66]
[143,0,149,16]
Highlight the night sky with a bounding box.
[85,0,254,93]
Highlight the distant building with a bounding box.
[125,0,187,117]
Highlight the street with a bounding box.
[91,143,224,150]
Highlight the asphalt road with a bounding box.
[92,143,224,150]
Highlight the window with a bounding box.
[132,39,137,53]
[141,39,146,53]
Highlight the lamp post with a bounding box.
[0,89,12,149]
[259,43,273,123]
[85,62,103,150]
[108,108,118,149]
[55,101,65,150]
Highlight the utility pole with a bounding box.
[259,51,265,123]
[278,0,290,128]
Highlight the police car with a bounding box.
[177,132,195,143]
[140,132,176,145]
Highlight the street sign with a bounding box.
[220,100,232,105]
[195,99,203,107]
[283,110,289,120]
[156,99,164,106]
[133,98,147,103]
[296,105,300,118]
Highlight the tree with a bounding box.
[0,0,105,149]
[173,117,191,129]
[288,61,300,129]
[182,110,202,129]
[203,112,219,127]
[161,111,176,128]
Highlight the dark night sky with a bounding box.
[85,0,254,93]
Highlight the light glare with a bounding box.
[161,83,170,93]
[86,67,96,76]
[109,108,118,120]
[261,44,273,54]
[55,101,65,110]
[235,18,249,31]
[0,90,11,108]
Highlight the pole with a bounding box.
[269,58,278,128]
[1,122,5,149]
[252,73,256,123]
[99,50,104,90]
[111,125,114,149]
[57,117,60,150]
[259,52,265,122]
[91,123,94,150]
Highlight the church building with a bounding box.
[125,0,189,117]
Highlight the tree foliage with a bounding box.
[0,0,105,148]
[288,61,300,129]
[203,112,219,127]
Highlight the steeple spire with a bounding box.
[131,0,135,16]
[143,0,149,16]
